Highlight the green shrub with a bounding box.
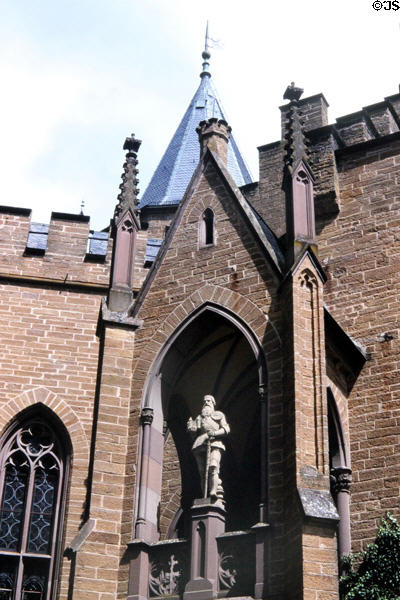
[340,513,400,600]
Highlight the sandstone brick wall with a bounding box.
[0,279,104,600]
[318,137,400,551]
[280,255,338,600]
[82,324,137,600]
[280,94,329,139]
[257,141,286,239]
[160,433,181,539]
[129,156,337,599]
[131,156,283,549]
[0,206,139,600]
[0,207,111,286]
[254,91,400,557]
[133,229,149,292]
[2,87,399,600]
[140,207,176,241]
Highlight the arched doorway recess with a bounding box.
[136,304,268,541]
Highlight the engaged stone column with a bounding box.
[128,408,155,600]
[135,407,154,539]
[331,467,352,559]
[259,384,268,523]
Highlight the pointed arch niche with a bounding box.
[135,304,268,541]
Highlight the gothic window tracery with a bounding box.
[0,418,68,600]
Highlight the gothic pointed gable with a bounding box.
[131,143,283,319]
[128,132,286,557]
[140,51,252,209]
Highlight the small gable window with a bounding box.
[0,416,69,600]
[200,208,214,247]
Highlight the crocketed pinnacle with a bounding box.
[114,134,142,222]
[283,83,311,171]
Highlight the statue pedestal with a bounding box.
[252,522,270,599]
[127,540,150,600]
[183,498,226,600]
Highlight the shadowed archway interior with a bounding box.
[159,309,261,536]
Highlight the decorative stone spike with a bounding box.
[284,102,309,170]
[282,84,317,266]
[108,133,142,313]
[114,134,142,223]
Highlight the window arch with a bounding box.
[0,414,69,600]
[199,208,214,247]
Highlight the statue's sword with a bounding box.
[204,437,211,498]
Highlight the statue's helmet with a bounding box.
[203,394,216,408]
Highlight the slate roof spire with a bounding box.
[140,31,252,209]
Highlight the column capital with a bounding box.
[258,384,267,401]
[140,407,154,426]
[331,466,352,494]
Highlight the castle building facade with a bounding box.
[0,46,399,600]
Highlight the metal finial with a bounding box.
[80,199,85,215]
[204,21,210,54]
[200,21,211,78]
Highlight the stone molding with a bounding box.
[143,283,281,363]
[0,386,89,461]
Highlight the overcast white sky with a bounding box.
[1,0,399,230]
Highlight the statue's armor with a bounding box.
[188,398,230,498]
[194,411,228,451]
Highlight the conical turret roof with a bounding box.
[140,45,252,209]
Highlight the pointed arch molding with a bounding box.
[139,284,281,384]
[0,387,89,460]
[134,284,277,540]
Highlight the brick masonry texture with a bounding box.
[129,156,337,598]
[0,281,104,599]
[1,86,400,600]
[0,210,112,286]
[318,138,400,551]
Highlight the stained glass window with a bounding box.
[0,418,67,600]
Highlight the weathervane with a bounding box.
[200,22,222,79]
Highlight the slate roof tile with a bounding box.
[140,74,252,208]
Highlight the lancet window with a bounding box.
[200,208,214,247]
[0,418,68,600]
